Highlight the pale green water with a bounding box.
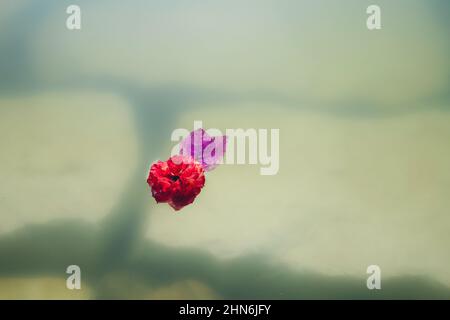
[0,0,449,299]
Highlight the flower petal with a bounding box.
[147,155,205,211]
[179,129,227,171]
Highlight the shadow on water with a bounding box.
[1,1,450,299]
[1,219,450,299]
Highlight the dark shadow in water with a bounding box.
[1,0,450,299]
[0,220,449,299]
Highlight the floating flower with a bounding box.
[147,155,205,211]
[179,128,227,172]
[147,128,227,211]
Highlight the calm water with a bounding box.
[0,0,449,299]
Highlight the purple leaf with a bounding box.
[179,128,227,171]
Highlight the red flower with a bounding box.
[147,155,206,211]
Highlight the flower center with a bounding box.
[170,175,180,182]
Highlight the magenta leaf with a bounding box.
[179,128,227,171]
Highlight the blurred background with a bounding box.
[0,0,449,299]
